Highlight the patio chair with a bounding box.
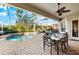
[43,34,56,54]
[60,33,69,52]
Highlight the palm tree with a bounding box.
[16,9,37,32]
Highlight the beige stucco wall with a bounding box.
[61,12,79,40]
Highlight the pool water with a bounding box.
[6,34,32,41]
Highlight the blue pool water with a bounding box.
[6,34,32,41]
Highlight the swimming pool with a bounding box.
[6,34,32,41]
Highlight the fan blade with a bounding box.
[59,7,66,11]
[62,10,71,13]
[57,7,66,13]
[58,13,62,16]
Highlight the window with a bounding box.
[61,21,66,32]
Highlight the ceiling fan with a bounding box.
[53,3,71,16]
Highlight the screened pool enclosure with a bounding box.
[0,4,58,35]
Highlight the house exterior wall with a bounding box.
[61,12,79,40]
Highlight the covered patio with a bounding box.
[8,3,79,40]
[0,3,79,55]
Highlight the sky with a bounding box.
[37,19,58,25]
[0,4,58,26]
[35,15,58,25]
[0,4,17,25]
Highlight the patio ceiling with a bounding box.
[30,3,79,18]
[7,3,60,21]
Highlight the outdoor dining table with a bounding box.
[48,33,65,55]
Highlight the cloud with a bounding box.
[9,11,16,14]
[0,12,7,16]
[3,6,7,10]
[0,4,9,9]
